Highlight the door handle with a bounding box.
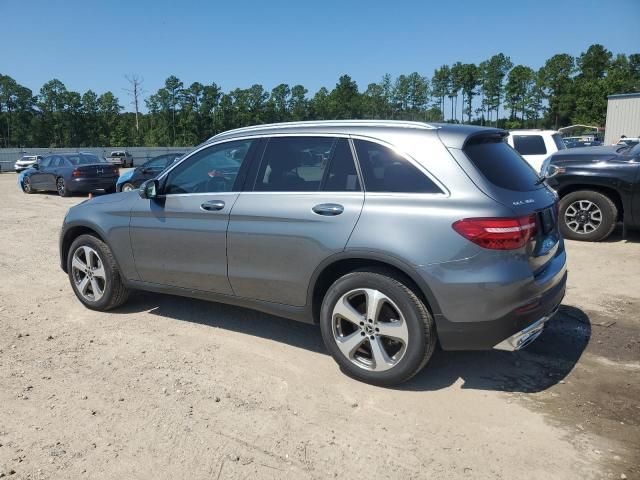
[200,200,225,211]
[312,203,344,216]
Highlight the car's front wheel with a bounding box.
[121,182,136,192]
[67,234,130,311]
[22,176,34,194]
[559,190,618,241]
[320,271,436,386]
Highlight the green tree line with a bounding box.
[0,44,638,148]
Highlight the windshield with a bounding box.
[622,143,640,157]
[552,134,567,150]
[66,154,107,165]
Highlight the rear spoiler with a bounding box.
[437,127,508,150]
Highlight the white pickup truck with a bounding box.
[507,130,567,174]
[106,151,134,168]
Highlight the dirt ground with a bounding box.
[0,172,638,480]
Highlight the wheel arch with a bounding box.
[307,251,441,324]
[60,224,110,273]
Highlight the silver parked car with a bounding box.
[59,121,567,386]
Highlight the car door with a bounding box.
[43,156,64,190]
[227,135,365,306]
[128,139,258,294]
[30,156,52,189]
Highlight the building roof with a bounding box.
[607,92,640,100]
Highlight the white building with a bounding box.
[604,93,640,144]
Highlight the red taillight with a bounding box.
[452,215,537,250]
[72,169,81,177]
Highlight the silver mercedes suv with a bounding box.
[60,121,567,386]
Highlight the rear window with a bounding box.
[513,135,547,155]
[67,154,106,165]
[464,139,541,192]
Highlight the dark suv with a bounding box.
[546,143,640,241]
[60,121,566,386]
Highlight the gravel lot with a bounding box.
[1,172,638,480]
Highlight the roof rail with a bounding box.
[208,120,439,140]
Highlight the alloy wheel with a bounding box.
[71,246,107,302]
[565,200,602,235]
[23,177,31,193]
[122,183,135,192]
[331,288,409,372]
[57,178,66,196]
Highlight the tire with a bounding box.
[22,176,34,194]
[121,182,136,192]
[56,177,71,197]
[320,270,436,386]
[559,190,617,241]
[67,234,130,311]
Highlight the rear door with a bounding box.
[227,135,364,306]
[44,156,67,190]
[128,139,257,293]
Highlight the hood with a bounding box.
[550,145,620,164]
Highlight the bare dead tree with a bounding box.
[124,74,145,134]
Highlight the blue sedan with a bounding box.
[20,153,119,197]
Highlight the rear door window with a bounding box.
[512,135,547,155]
[254,137,360,192]
[353,139,442,193]
[464,138,541,192]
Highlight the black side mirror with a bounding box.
[32,163,39,170]
[139,179,159,199]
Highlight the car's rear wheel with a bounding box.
[121,182,136,192]
[22,176,34,194]
[559,190,617,241]
[67,234,130,311]
[320,271,436,386]
[57,177,71,197]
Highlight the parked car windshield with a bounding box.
[552,134,567,150]
[620,143,640,158]
[66,154,108,165]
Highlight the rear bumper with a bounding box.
[70,177,118,192]
[434,270,567,350]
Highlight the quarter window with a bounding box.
[163,140,254,194]
[353,139,442,193]
[512,135,547,155]
[254,137,360,192]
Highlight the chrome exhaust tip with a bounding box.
[493,307,559,352]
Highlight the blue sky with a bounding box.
[1,0,638,110]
